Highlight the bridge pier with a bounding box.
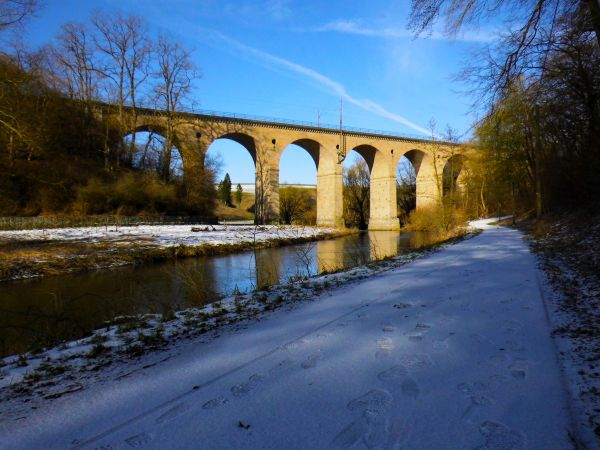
[316,151,344,228]
[255,143,280,224]
[415,154,441,209]
[369,173,400,230]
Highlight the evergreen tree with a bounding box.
[235,183,243,206]
[218,173,232,206]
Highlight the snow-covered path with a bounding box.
[3,221,574,449]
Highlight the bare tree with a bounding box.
[409,0,600,45]
[409,0,600,105]
[343,159,370,230]
[279,187,313,224]
[91,11,150,166]
[153,33,197,182]
[51,22,99,154]
[0,0,37,31]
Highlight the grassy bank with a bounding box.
[0,228,356,282]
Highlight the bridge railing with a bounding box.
[126,101,439,142]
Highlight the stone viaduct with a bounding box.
[100,105,467,230]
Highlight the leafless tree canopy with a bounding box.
[0,0,36,30]
[409,0,600,106]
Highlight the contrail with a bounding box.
[311,19,495,43]
[197,28,433,136]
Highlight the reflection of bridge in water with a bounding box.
[248,231,437,288]
[316,231,433,274]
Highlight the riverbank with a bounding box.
[521,210,600,441]
[0,219,579,449]
[0,225,354,282]
[0,225,475,410]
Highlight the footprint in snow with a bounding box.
[378,365,408,382]
[280,339,310,352]
[461,394,492,421]
[155,402,190,424]
[486,354,509,367]
[382,417,410,449]
[347,389,393,415]
[457,381,489,395]
[269,359,294,378]
[407,333,424,342]
[381,323,396,333]
[334,415,407,450]
[332,417,369,448]
[362,411,389,449]
[124,433,152,447]
[333,390,395,449]
[316,331,333,341]
[503,319,522,335]
[478,420,525,449]
[508,358,528,380]
[398,353,434,369]
[301,352,322,369]
[230,374,265,397]
[377,366,420,398]
[202,395,228,410]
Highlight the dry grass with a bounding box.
[215,192,255,221]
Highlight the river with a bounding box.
[0,230,436,357]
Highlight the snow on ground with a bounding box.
[530,213,600,446]
[0,220,581,449]
[0,224,336,248]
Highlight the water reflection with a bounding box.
[0,230,436,357]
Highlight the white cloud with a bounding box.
[266,0,292,21]
[313,19,496,44]
[199,28,433,136]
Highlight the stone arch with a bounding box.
[210,132,257,164]
[205,131,285,224]
[401,148,438,209]
[347,143,398,230]
[286,138,320,169]
[442,154,467,197]
[277,138,322,225]
[396,150,420,224]
[119,124,187,181]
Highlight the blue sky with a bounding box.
[23,0,492,184]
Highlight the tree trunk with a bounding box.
[8,132,14,167]
[533,107,544,221]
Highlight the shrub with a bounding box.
[408,202,466,233]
